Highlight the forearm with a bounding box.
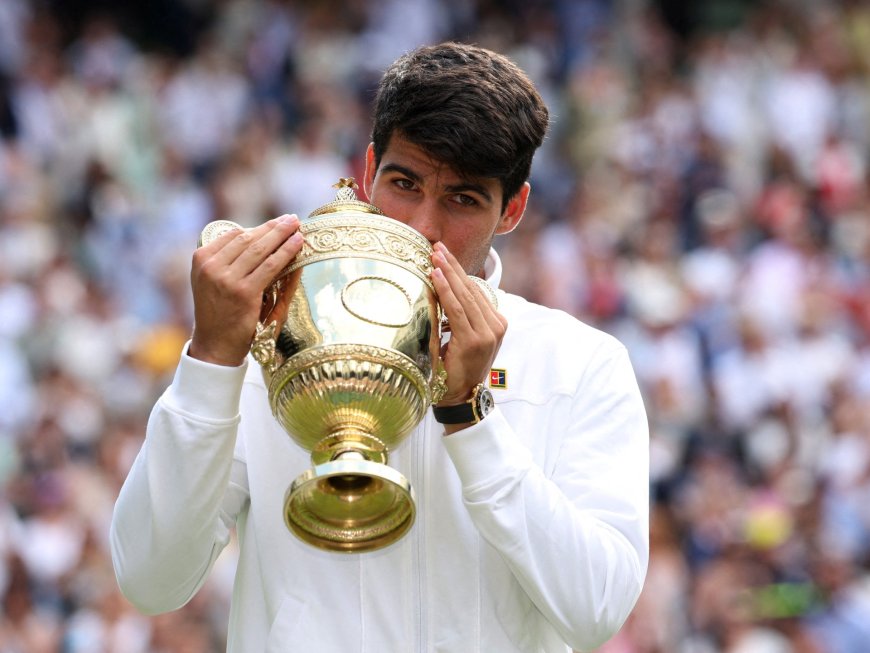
[110,352,247,614]
[443,406,649,651]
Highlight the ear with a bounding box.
[495,182,530,235]
[363,143,377,199]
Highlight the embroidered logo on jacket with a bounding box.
[489,368,507,389]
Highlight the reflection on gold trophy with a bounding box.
[199,179,461,552]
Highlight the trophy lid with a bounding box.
[308,178,384,218]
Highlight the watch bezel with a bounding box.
[471,384,495,422]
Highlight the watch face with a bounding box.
[475,386,495,420]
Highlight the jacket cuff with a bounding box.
[163,341,248,421]
[440,407,533,492]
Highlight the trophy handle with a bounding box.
[470,276,499,309]
[252,274,296,374]
[251,320,280,373]
[430,359,448,405]
[197,219,243,248]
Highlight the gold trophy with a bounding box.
[198,179,492,553]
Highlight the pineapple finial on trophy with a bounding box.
[333,177,359,198]
[309,178,384,218]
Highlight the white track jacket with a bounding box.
[111,251,649,652]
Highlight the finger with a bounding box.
[245,228,305,290]
[230,215,301,277]
[475,283,507,333]
[432,259,477,334]
[201,214,281,256]
[193,222,245,275]
[433,263,506,365]
[198,214,297,275]
[432,243,489,330]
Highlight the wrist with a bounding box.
[188,337,248,367]
[432,383,494,427]
[435,388,474,409]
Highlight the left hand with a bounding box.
[431,242,507,406]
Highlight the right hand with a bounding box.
[188,214,304,366]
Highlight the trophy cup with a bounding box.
[199,179,479,553]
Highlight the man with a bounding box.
[111,42,649,652]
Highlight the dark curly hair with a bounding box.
[371,42,549,210]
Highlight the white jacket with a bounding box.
[111,251,649,653]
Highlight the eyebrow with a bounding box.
[380,162,494,204]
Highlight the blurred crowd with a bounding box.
[2,0,870,651]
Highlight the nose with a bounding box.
[404,200,442,244]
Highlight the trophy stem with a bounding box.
[310,427,389,466]
[324,450,375,494]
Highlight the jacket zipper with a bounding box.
[415,417,428,651]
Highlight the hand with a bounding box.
[189,215,304,366]
[431,242,507,406]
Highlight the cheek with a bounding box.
[443,226,493,272]
[369,191,408,223]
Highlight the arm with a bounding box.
[110,350,250,614]
[431,243,649,651]
[111,214,304,613]
[442,344,649,651]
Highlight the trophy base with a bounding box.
[284,460,415,552]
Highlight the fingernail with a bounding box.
[278,214,298,224]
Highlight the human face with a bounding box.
[363,136,529,277]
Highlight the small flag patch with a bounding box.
[490,368,507,389]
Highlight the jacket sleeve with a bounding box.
[441,341,649,652]
[110,347,250,615]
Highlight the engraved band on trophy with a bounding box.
[198,179,496,553]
